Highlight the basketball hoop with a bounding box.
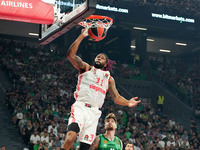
[78,15,113,29]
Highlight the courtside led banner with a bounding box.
[0,0,54,24]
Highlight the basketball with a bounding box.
[88,27,107,41]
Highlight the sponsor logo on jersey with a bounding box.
[84,135,89,141]
[104,140,107,144]
[89,84,106,95]
[105,73,109,78]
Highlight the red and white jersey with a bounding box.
[74,66,111,108]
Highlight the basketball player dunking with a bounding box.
[61,29,141,150]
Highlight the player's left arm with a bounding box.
[89,136,100,150]
[108,77,141,107]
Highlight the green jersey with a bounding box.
[98,134,122,150]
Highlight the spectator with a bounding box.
[169,118,176,127]
[50,142,57,150]
[129,134,136,144]
[48,136,54,148]
[125,142,134,150]
[12,108,23,125]
[157,93,164,112]
[157,136,165,149]
[48,121,58,136]
[145,139,153,149]
[22,120,34,144]
[190,119,198,133]
[181,130,189,141]
[125,128,132,139]
[55,136,62,148]
[18,114,27,133]
[1,146,6,150]
[30,131,41,150]
[180,139,190,149]
[166,137,176,147]
[41,132,49,144]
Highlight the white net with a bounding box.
[78,15,113,29]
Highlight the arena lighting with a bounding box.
[175,42,187,46]
[147,38,154,42]
[159,49,171,53]
[131,45,136,48]
[29,33,39,36]
[133,27,147,31]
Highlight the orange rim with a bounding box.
[85,15,113,22]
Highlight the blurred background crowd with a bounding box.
[0,37,200,150]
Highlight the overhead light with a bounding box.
[159,49,171,53]
[175,42,187,46]
[29,33,39,36]
[131,45,136,48]
[133,27,147,31]
[147,38,154,42]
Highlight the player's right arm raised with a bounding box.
[66,29,90,72]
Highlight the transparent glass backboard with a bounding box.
[39,0,97,45]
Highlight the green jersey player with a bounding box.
[90,113,123,150]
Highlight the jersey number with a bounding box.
[96,77,103,86]
[88,134,94,142]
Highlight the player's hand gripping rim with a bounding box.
[81,28,89,37]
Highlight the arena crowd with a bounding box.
[0,39,200,150]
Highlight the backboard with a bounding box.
[39,0,97,45]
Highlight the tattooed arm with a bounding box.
[108,77,141,107]
[66,29,90,72]
[89,136,100,150]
